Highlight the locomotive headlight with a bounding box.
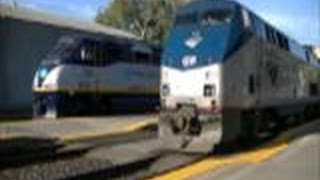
[39,68,49,79]
[204,84,216,97]
[162,84,170,96]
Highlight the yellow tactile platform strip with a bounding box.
[0,118,158,143]
[0,132,16,140]
[152,144,288,180]
[60,118,158,143]
[151,126,303,180]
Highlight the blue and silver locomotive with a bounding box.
[33,34,161,118]
[159,0,320,153]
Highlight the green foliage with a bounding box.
[96,0,189,44]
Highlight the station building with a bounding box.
[0,3,137,116]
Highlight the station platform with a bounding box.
[153,119,320,180]
[192,120,320,180]
[0,115,157,142]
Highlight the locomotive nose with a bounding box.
[159,0,242,153]
[34,59,60,88]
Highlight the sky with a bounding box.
[1,0,111,20]
[1,0,319,45]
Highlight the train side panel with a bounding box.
[222,34,320,141]
[221,34,261,141]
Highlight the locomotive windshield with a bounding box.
[175,12,198,25]
[41,35,160,67]
[46,37,78,60]
[201,9,233,26]
[175,9,233,27]
[162,3,241,70]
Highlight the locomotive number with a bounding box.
[182,55,197,67]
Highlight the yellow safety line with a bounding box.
[122,118,158,132]
[0,119,158,142]
[61,118,158,143]
[152,144,288,180]
[151,138,289,180]
[0,131,21,140]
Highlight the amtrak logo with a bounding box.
[185,31,203,49]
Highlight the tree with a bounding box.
[96,0,190,44]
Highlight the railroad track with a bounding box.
[0,131,276,180]
[0,125,157,175]
[0,123,203,180]
[0,137,89,169]
[61,135,269,180]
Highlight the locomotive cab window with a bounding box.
[77,40,105,66]
[265,25,277,45]
[80,46,91,61]
[276,32,289,51]
[175,12,198,25]
[105,44,124,64]
[80,44,94,65]
[201,9,233,26]
[265,26,290,51]
[96,43,107,66]
[47,38,77,59]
